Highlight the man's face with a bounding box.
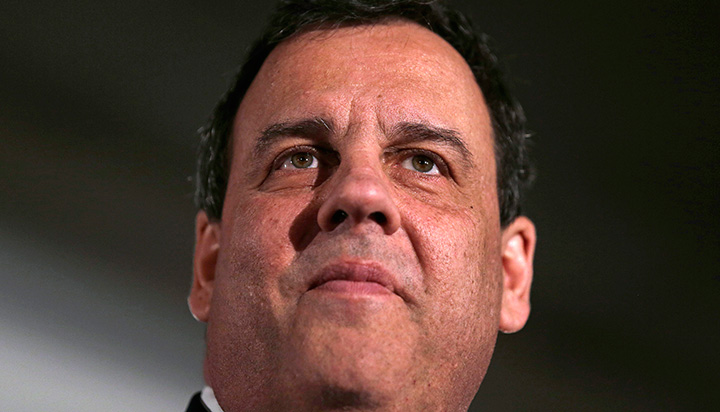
[191,21,534,411]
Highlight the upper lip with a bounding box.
[308,260,404,299]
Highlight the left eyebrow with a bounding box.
[387,121,474,165]
[253,117,335,158]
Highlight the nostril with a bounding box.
[331,210,348,224]
[369,212,387,225]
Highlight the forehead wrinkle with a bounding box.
[238,21,490,176]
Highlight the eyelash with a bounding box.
[271,147,451,176]
[272,146,328,170]
[395,149,450,177]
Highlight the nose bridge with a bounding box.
[336,165,389,205]
[339,150,384,185]
[317,148,401,235]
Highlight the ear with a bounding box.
[188,210,221,322]
[498,216,536,334]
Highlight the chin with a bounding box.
[279,309,422,409]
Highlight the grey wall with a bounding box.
[2,1,717,411]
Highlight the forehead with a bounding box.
[234,20,493,157]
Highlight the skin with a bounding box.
[190,21,536,412]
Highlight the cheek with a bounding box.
[212,192,315,324]
[400,196,503,352]
[222,193,310,271]
[207,193,315,375]
[401,194,498,284]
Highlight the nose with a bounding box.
[317,167,401,235]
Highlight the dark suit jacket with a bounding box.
[185,392,210,412]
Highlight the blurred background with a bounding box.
[1,0,717,411]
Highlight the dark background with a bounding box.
[1,1,717,411]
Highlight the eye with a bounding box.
[402,154,440,175]
[279,152,318,169]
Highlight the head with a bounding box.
[189,1,535,411]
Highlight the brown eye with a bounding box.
[402,154,439,174]
[281,152,318,169]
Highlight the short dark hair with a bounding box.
[195,0,531,227]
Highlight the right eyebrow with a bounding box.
[253,117,335,158]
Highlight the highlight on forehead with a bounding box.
[278,18,431,51]
[265,19,475,81]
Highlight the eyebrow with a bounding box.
[253,118,473,167]
[253,117,334,157]
[387,121,474,164]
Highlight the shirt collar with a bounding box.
[200,386,224,412]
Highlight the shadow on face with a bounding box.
[190,20,535,412]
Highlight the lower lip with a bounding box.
[313,280,393,295]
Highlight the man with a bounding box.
[187,0,535,411]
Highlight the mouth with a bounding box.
[308,261,398,297]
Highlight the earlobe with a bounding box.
[189,210,221,323]
[498,216,536,334]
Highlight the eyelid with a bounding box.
[271,145,336,170]
[393,148,452,177]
